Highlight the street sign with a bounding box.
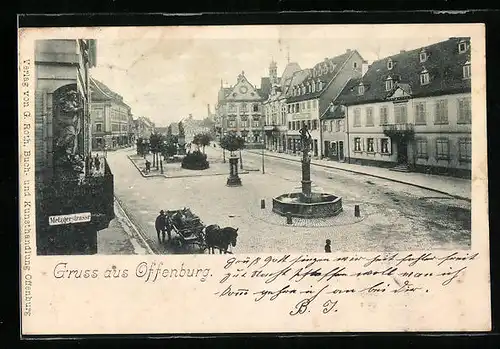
[48,212,91,226]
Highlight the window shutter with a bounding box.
[35,90,48,170]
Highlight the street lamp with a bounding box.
[261,117,265,174]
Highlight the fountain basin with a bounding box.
[272,192,343,218]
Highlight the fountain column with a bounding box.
[300,126,312,203]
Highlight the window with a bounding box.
[93,109,103,119]
[335,120,341,132]
[387,59,393,70]
[328,121,333,132]
[434,100,448,124]
[253,104,259,112]
[241,120,249,128]
[318,81,323,90]
[394,104,408,123]
[458,97,471,124]
[95,123,102,132]
[307,120,312,130]
[459,41,468,53]
[331,142,338,155]
[420,71,430,85]
[381,138,390,154]
[354,137,361,152]
[436,138,450,160]
[365,107,374,126]
[253,120,260,128]
[379,106,388,125]
[307,101,311,110]
[367,138,374,152]
[229,104,236,112]
[463,62,471,79]
[416,138,428,158]
[228,120,236,128]
[459,138,472,162]
[339,119,345,132]
[385,77,393,91]
[354,108,361,126]
[353,62,358,69]
[358,84,365,95]
[312,83,316,93]
[322,122,327,131]
[240,103,247,112]
[419,51,427,63]
[288,121,292,130]
[415,102,427,125]
[313,120,318,130]
[296,103,299,112]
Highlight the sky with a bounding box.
[89,25,460,127]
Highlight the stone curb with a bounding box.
[127,155,250,179]
[248,151,471,202]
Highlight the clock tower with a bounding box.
[269,59,278,85]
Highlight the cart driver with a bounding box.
[155,210,168,244]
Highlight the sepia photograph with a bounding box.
[33,32,472,256]
[19,23,490,334]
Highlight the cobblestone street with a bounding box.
[106,147,471,254]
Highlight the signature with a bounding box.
[289,285,338,316]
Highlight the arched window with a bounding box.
[387,59,393,70]
[385,76,393,91]
[420,69,430,85]
[419,49,427,63]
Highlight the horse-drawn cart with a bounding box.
[164,208,206,250]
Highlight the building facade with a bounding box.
[215,71,270,148]
[90,78,133,150]
[336,37,472,178]
[320,104,349,161]
[263,60,302,152]
[285,50,365,158]
[34,39,114,255]
[134,116,156,139]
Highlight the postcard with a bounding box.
[19,23,490,335]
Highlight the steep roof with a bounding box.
[258,77,271,99]
[284,69,311,96]
[286,51,357,103]
[280,62,301,86]
[336,37,471,106]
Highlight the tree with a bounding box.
[149,132,164,169]
[178,121,185,137]
[162,140,177,159]
[220,132,245,155]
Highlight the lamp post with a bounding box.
[261,117,265,174]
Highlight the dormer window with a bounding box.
[358,83,365,95]
[419,50,427,63]
[459,40,468,54]
[353,62,358,69]
[312,83,316,93]
[318,81,323,90]
[385,76,393,91]
[463,61,471,79]
[420,69,430,85]
[387,59,393,70]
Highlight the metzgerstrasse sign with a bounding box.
[48,212,92,226]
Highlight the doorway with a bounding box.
[339,141,344,161]
[324,141,330,158]
[313,139,318,157]
[397,139,408,164]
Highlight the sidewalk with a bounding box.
[247,149,471,201]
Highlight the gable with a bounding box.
[387,86,412,100]
[226,74,262,101]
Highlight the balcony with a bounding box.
[382,123,415,139]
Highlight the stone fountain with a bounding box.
[272,125,343,218]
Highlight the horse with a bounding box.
[203,224,238,254]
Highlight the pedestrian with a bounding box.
[145,159,151,174]
[155,210,168,244]
[324,239,332,253]
[94,154,101,172]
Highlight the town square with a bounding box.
[30,30,472,255]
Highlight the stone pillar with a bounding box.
[226,154,242,186]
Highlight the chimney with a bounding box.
[346,49,352,53]
[362,61,370,77]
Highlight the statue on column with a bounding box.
[299,124,312,162]
[53,89,85,179]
